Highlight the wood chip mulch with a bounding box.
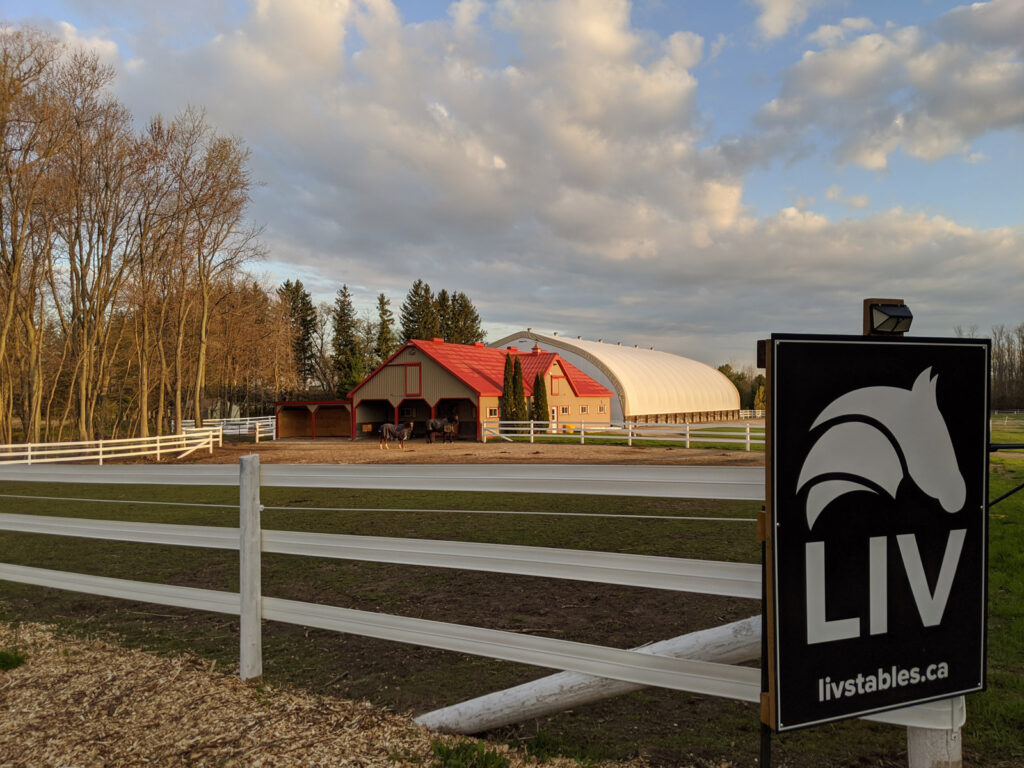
[0,622,654,768]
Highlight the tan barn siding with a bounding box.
[355,348,477,407]
[543,363,610,425]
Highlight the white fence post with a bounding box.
[580,422,585,445]
[530,421,534,444]
[685,423,690,449]
[745,424,751,451]
[908,726,962,768]
[239,454,263,682]
[26,444,32,465]
[98,440,104,466]
[627,422,632,447]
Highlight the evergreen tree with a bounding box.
[400,279,439,341]
[277,280,317,385]
[511,356,528,422]
[435,288,453,341]
[331,285,369,396]
[374,293,397,364]
[530,371,549,422]
[499,353,515,421]
[448,291,485,344]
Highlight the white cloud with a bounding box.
[806,17,874,48]
[751,0,822,41]
[759,2,1024,170]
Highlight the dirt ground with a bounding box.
[181,436,766,467]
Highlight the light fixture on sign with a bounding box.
[863,298,913,336]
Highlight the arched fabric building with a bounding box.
[490,330,740,423]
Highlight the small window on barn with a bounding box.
[580,405,589,415]
[599,404,607,414]
[488,407,498,418]
[399,406,414,419]
[405,364,421,396]
[560,406,570,415]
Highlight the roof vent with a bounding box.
[617,342,621,346]
[507,346,517,351]
[531,344,542,355]
[431,337,444,343]
[473,342,484,347]
[598,338,603,343]
[553,331,558,336]
[577,335,581,339]
[527,327,532,332]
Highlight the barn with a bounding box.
[489,329,740,423]
[349,338,613,441]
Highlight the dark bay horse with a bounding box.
[425,414,459,444]
[379,421,414,449]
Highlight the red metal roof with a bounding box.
[358,339,612,399]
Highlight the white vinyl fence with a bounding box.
[0,427,222,466]
[180,416,276,441]
[483,420,765,450]
[0,461,962,765]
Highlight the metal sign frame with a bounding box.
[763,334,989,732]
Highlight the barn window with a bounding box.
[405,364,421,396]
[599,404,607,414]
[560,406,570,415]
[488,407,498,418]
[551,376,563,395]
[579,405,589,415]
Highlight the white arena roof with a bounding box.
[489,330,740,419]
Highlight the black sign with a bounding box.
[765,335,989,731]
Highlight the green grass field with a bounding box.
[0,455,1021,767]
[991,411,1024,445]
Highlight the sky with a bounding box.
[5,0,1023,367]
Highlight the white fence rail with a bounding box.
[482,420,765,450]
[180,416,276,441]
[0,458,962,746]
[0,428,222,466]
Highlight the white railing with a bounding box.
[0,427,222,466]
[0,459,961,753]
[180,416,276,441]
[482,420,765,450]
[739,409,765,419]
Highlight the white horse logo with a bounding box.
[797,368,966,528]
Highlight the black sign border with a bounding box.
[766,333,990,732]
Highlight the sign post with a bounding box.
[762,334,989,736]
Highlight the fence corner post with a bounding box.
[239,454,263,682]
[530,420,534,444]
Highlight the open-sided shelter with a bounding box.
[349,338,613,441]
[274,399,352,439]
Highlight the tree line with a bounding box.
[974,323,1024,410]
[0,24,486,442]
[279,278,485,400]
